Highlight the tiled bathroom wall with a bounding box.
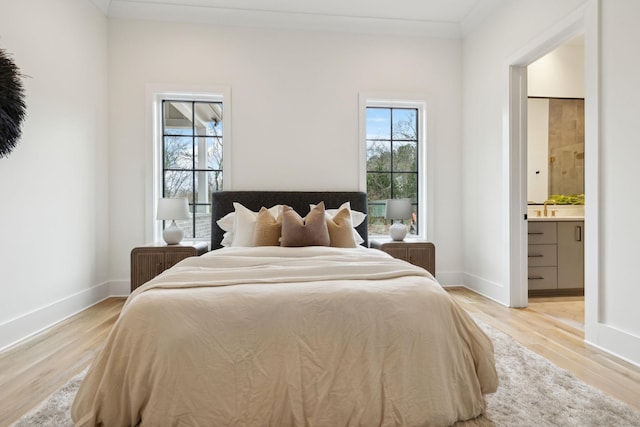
[548,98,585,196]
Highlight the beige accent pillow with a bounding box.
[222,203,281,247]
[280,202,330,247]
[310,202,366,244]
[253,207,282,246]
[326,207,357,248]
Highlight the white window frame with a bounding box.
[358,92,433,240]
[146,84,232,243]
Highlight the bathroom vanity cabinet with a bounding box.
[528,220,584,296]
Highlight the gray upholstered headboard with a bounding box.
[210,191,368,249]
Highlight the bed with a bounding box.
[72,191,497,427]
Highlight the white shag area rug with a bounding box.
[14,321,640,427]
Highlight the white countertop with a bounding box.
[528,216,584,221]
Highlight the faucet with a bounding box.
[543,200,556,217]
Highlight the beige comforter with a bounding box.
[72,246,497,427]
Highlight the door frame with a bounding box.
[505,0,599,332]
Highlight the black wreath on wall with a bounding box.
[0,48,26,159]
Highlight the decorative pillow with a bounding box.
[216,203,281,247]
[326,207,357,248]
[253,207,282,246]
[280,202,330,247]
[310,201,366,244]
[216,212,235,246]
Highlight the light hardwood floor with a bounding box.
[1,290,639,426]
[0,298,125,427]
[449,288,640,412]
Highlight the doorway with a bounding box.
[526,38,585,326]
[506,0,599,343]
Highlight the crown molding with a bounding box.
[88,0,111,14]
[89,0,501,38]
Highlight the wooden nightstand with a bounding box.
[370,238,436,276]
[130,241,209,291]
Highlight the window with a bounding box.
[152,90,229,241]
[363,101,425,238]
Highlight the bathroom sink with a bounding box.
[527,205,584,220]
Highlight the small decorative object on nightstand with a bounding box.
[370,238,436,276]
[130,241,208,291]
[157,197,190,245]
[385,198,412,241]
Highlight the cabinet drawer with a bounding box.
[383,247,408,261]
[528,266,557,290]
[527,244,557,267]
[130,242,208,291]
[528,222,557,244]
[407,247,435,275]
[131,252,165,289]
[165,251,195,269]
[369,240,436,276]
[557,221,584,289]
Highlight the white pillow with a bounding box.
[216,203,281,247]
[310,201,366,244]
[216,212,235,246]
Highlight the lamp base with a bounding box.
[163,220,184,245]
[389,221,408,241]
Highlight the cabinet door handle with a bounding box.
[528,254,544,258]
[575,226,582,242]
[528,276,544,280]
[528,232,544,235]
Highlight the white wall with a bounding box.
[527,98,550,203]
[107,20,465,285]
[596,0,640,362]
[0,0,109,349]
[462,0,584,303]
[528,43,585,98]
[463,0,640,366]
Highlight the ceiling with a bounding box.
[88,0,504,38]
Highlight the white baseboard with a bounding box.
[459,275,640,367]
[461,272,506,302]
[0,281,113,352]
[435,270,464,287]
[586,323,640,368]
[109,280,131,297]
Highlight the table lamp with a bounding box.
[385,198,412,241]
[157,197,190,244]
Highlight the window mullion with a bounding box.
[191,101,197,239]
[389,108,394,199]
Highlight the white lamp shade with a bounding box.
[385,198,412,220]
[157,198,190,220]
